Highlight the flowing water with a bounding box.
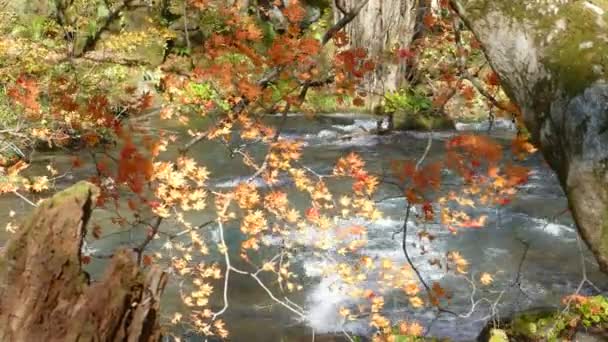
[2,113,607,341]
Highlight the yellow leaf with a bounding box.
[480,272,494,285]
[409,296,424,308]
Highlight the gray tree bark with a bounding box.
[335,0,419,109]
[452,0,608,271]
[0,181,167,341]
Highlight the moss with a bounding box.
[543,2,608,96]
[602,208,608,259]
[509,310,563,340]
[464,0,608,97]
[47,181,98,206]
[488,329,509,342]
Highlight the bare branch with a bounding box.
[134,216,163,264]
[334,0,348,15]
[322,0,371,46]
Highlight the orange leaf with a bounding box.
[459,215,487,229]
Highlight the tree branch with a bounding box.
[322,0,371,46]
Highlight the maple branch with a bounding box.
[334,0,348,16]
[180,0,369,153]
[322,0,371,46]
[394,134,459,317]
[450,5,514,117]
[212,214,232,320]
[12,190,37,207]
[134,216,163,265]
[76,0,146,57]
[510,237,530,300]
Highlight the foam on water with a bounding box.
[333,119,378,133]
[532,218,575,238]
[306,275,374,336]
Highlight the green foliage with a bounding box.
[577,295,608,327]
[306,91,339,113]
[509,296,608,340]
[488,329,508,342]
[187,81,229,111]
[198,7,230,37]
[384,88,432,114]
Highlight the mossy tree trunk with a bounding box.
[0,181,167,341]
[452,0,608,271]
[334,0,419,110]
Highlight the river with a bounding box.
[1,113,606,341]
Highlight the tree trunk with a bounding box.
[335,0,419,109]
[0,181,167,341]
[452,1,608,271]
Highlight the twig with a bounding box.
[134,216,163,264]
[322,0,371,45]
[334,0,348,16]
[12,190,37,207]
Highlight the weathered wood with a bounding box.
[0,181,167,341]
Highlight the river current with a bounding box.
[2,113,606,341]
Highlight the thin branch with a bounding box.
[334,0,348,16]
[212,213,232,320]
[450,7,513,115]
[134,216,163,264]
[322,0,371,46]
[12,190,37,207]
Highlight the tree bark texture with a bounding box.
[335,0,419,108]
[0,181,167,341]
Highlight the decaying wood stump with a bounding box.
[0,181,167,341]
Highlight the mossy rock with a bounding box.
[488,329,509,342]
[393,110,455,131]
[510,309,562,339]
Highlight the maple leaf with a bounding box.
[459,215,488,229]
[409,296,424,308]
[299,38,320,56]
[460,85,475,100]
[408,322,424,336]
[8,75,41,113]
[397,48,415,59]
[423,13,436,27]
[332,31,349,47]
[511,136,538,159]
[422,202,434,221]
[283,1,306,23]
[432,282,447,298]
[485,71,501,86]
[480,272,494,285]
[352,97,365,107]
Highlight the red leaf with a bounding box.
[397,48,415,59]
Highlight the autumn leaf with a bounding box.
[432,282,447,298]
[408,322,424,336]
[283,1,306,23]
[92,224,102,239]
[480,272,493,285]
[143,254,153,266]
[397,48,415,59]
[459,215,488,229]
[409,296,424,308]
[8,75,41,113]
[423,13,436,27]
[512,136,538,159]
